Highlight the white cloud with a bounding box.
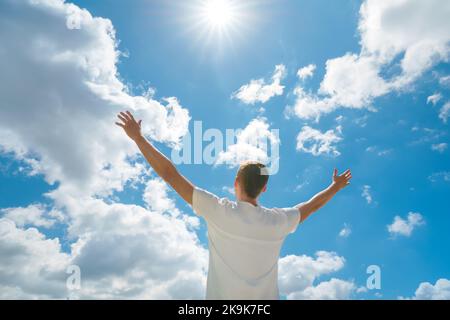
[0,0,190,199]
[0,218,70,299]
[412,279,450,300]
[366,146,392,156]
[278,251,355,300]
[232,65,287,104]
[339,224,352,238]
[143,178,200,228]
[361,185,373,204]
[0,0,205,300]
[215,118,279,167]
[288,0,450,120]
[296,126,342,156]
[439,102,450,123]
[288,278,356,300]
[431,143,448,153]
[428,171,450,183]
[222,186,235,195]
[387,212,425,237]
[143,178,177,214]
[439,75,450,88]
[65,197,207,299]
[409,127,446,146]
[297,64,316,80]
[0,194,208,299]
[427,93,443,106]
[1,204,63,229]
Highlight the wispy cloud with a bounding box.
[361,185,373,204]
[431,143,448,153]
[427,93,442,106]
[339,224,352,238]
[366,146,392,156]
[439,102,450,124]
[428,171,450,183]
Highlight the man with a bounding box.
[115,111,352,300]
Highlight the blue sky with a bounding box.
[0,0,449,299]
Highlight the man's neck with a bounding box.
[237,195,258,207]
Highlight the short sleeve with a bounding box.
[281,207,301,235]
[192,187,221,219]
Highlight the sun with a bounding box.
[178,0,255,51]
[201,0,236,28]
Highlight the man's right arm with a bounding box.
[134,135,194,205]
[116,111,194,205]
[296,169,352,223]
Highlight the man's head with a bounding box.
[234,161,269,201]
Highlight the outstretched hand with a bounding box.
[332,168,352,191]
[115,111,143,141]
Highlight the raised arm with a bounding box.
[115,111,194,205]
[296,169,352,223]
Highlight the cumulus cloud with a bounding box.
[387,212,425,237]
[278,251,355,300]
[1,204,63,229]
[296,126,342,156]
[0,219,70,299]
[65,197,207,299]
[297,64,316,80]
[0,195,208,299]
[288,0,450,121]
[0,0,205,299]
[232,65,287,105]
[412,279,450,300]
[215,118,279,169]
[0,0,190,198]
[289,278,356,300]
[143,178,178,214]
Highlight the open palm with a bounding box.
[332,169,352,190]
[115,111,143,141]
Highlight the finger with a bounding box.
[333,168,338,177]
[115,122,125,128]
[120,112,131,121]
[138,120,142,127]
[126,111,135,121]
[340,170,351,177]
[344,172,352,178]
[117,114,127,123]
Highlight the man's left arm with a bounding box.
[296,169,352,223]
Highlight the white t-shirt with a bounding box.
[192,187,301,300]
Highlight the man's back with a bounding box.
[193,187,300,300]
[115,111,351,299]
